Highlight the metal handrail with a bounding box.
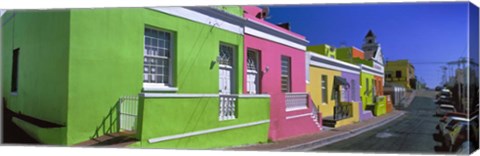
[333,103,353,121]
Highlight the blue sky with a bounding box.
[265,2,470,88]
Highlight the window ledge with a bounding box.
[11,92,18,96]
[143,84,178,92]
[286,106,308,112]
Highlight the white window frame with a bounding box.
[143,27,177,92]
[218,43,237,95]
[246,49,260,94]
[281,55,291,93]
[321,75,328,104]
[340,86,346,102]
[351,80,356,102]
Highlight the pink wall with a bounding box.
[244,34,320,141]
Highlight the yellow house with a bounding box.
[385,60,415,89]
[306,52,360,128]
[307,64,341,117]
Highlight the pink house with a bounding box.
[242,6,322,141]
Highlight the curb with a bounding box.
[279,111,406,151]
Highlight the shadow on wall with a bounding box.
[2,98,40,144]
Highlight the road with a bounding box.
[312,91,443,154]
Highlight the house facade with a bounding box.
[306,47,361,128]
[242,6,321,141]
[2,7,273,149]
[385,59,416,90]
[336,46,374,121]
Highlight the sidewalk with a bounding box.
[227,110,406,151]
[399,90,417,109]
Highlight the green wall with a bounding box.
[2,7,267,148]
[66,8,245,145]
[1,10,70,144]
[215,6,244,16]
[307,44,336,58]
[373,96,387,116]
[135,96,270,149]
[336,48,373,67]
[360,72,374,110]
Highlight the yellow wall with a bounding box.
[385,60,414,89]
[307,66,341,117]
[334,102,360,127]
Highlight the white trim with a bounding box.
[237,94,270,98]
[219,64,233,69]
[286,113,311,120]
[361,69,384,77]
[360,64,384,77]
[245,27,306,51]
[247,18,308,42]
[360,64,384,74]
[285,92,309,95]
[306,52,311,83]
[141,93,270,98]
[286,106,309,112]
[148,119,270,143]
[142,84,179,92]
[141,93,219,98]
[310,61,360,75]
[246,70,258,74]
[150,7,243,35]
[309,52,362,70]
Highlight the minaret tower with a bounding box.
[361,30,379,60]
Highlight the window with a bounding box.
[246,49,260,94]
[11,48,19,93]
[386,72,392,78]
[396,70,402,78]
[219,43,237,121]
[218,43,236,94]
[144,27,173,87]
[365,79,369,95]
[321,75,328,104]
[340,86,346,102]
[351,80,355,101]
[281,56,291,92]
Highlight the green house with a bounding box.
[1,7,270,149]
[307,44,337,59]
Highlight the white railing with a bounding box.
[285,92,308,111]
[119,96,139,132]
[219,95,237,121]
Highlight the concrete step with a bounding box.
[74,131,137,147]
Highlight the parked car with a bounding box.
[437,115,478,153]
[436,104,456,117]
[434,112,467,142]
[435,96,453,105]
[436,89,452,99]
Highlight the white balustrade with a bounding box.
[219,95,237,121]
[285,92,308,111]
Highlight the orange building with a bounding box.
[352,47,365,59]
